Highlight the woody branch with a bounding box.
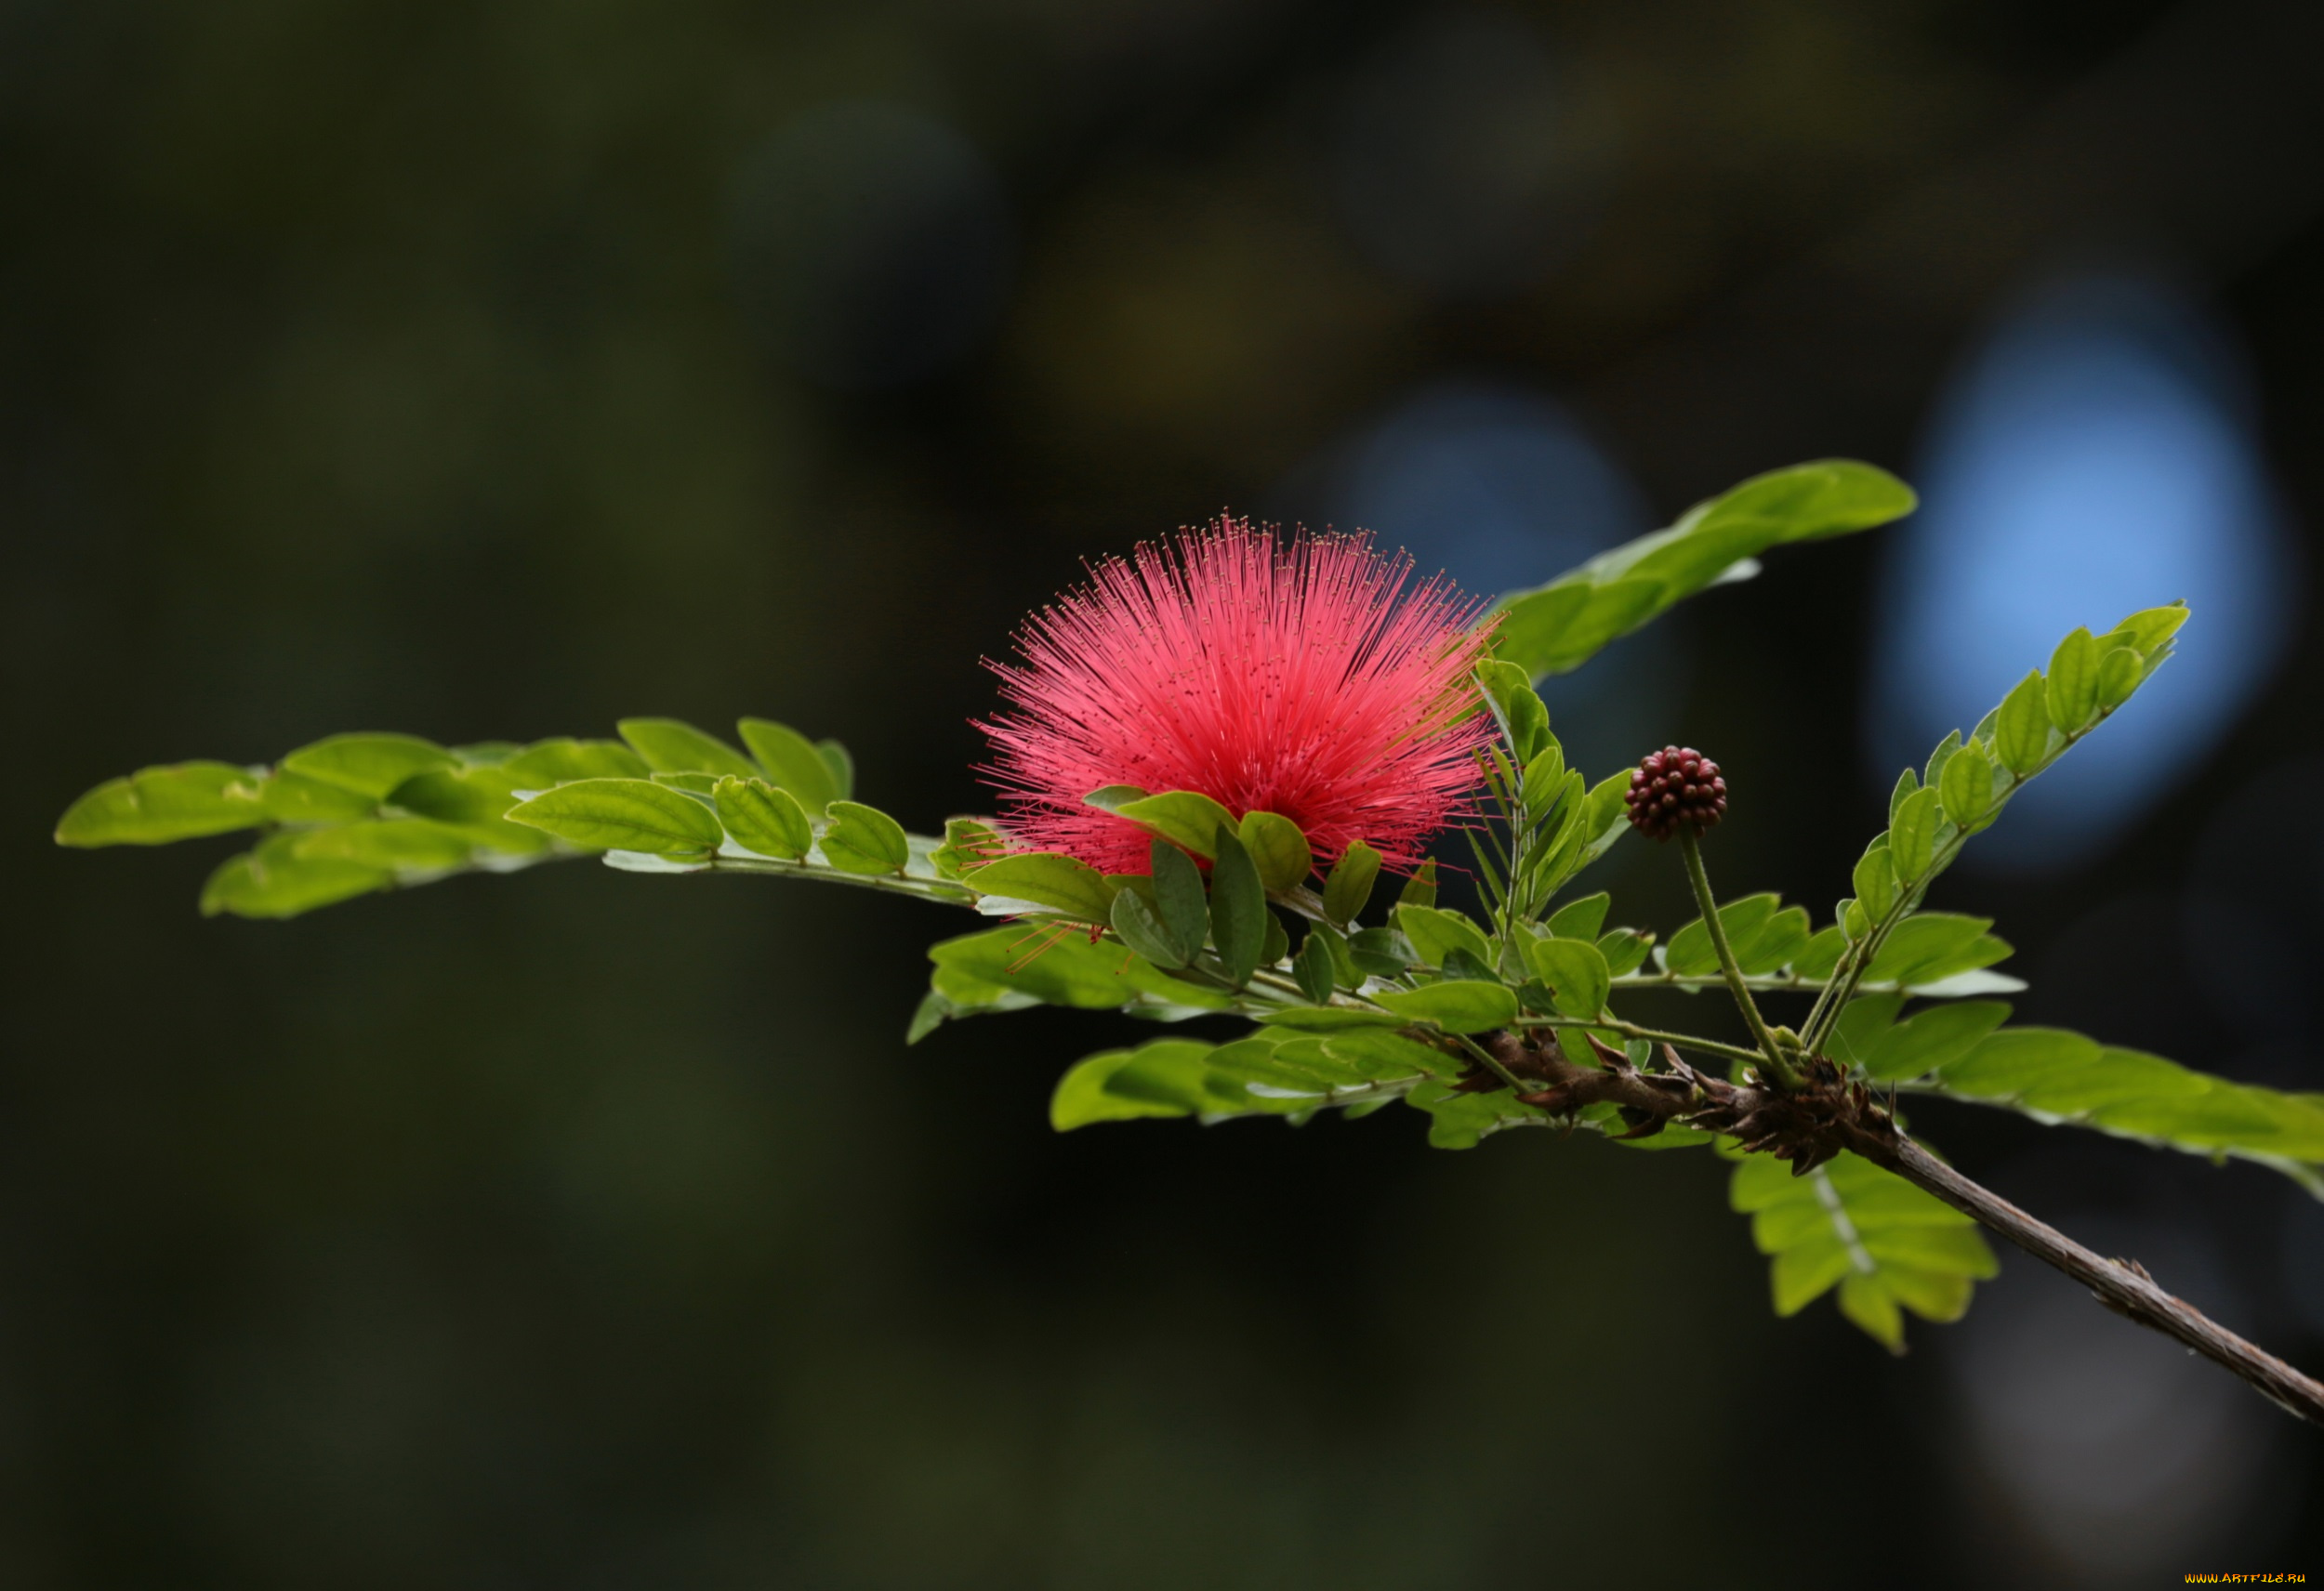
[1482,1030,2324,1426]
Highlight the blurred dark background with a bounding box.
[7,0,2323,1584]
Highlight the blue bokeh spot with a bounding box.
[1871,276,2300,871]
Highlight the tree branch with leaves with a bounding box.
[56,460,2324,1425]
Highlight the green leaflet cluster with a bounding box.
[1888,1020,2324,1195]
[1800,600,2190,1054]
[53,717,974,917]
[1489,460,1917,678]
[1729,1147,1996,1354]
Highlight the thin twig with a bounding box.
[1848,1129,2324,1426]
[1454,1032,1535,1095]
[1677,830,1799,1088]
[1511,1015,1766,1072]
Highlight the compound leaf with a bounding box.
[1922,1027,2324,1194]
[1731,1149,1995,1352]
[1490,461,1914,678]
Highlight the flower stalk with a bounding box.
[1678,827,1801,1090]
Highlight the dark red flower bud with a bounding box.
[1623,745,1727,841]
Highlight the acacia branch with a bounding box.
[1484,1031,2324,1425]
[1852,1132,2324,1425]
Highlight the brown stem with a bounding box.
[1481,1031,2324,1426]
[1846,1129,2324,1426]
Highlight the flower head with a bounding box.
[978,517,1497,876]
[1624,745,1727,840]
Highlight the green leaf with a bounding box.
[1852,841,1897,921]
[1826,993,1905,1072]
[1889,786,1940,883]
[1346,927,1417,979]
[2044,628,2100,731]
[820,801,912,876]
[1322,840,1382,927]
[1373,981,1519,1032]
[1730,1149,1995,1350]
[1051,1040,1216,1129]
[1293,931,1338,1003]
[1402,1078,1547,1148]
[1208,824,1267,986]
[1596,927,1653,977]
[1861,1000,2012,1082]
[1525,936,1610,1019]
[1113,791,1238,859]
[201,835,393,919]
[735,718,841,813]
[1665,894,1779,977]
[1486,583,1591,679]
[1257,1006,1403,1032]
[388,766,521,825]
[616,717,760,781]
[1148,839,1210,962]
[1887,767,1919,827]
[1394,904,1492,969]
[1789,926,1846,981]
[1546,892,1610,940]
[279,733,457,799]
[966,851,1116,919]
[1728,903,1811,975]
[286,819,477,871]
[1489,461,1914,677]
[1261,912,1290,968]
[1519,741,1568,817]
[816,740,855,802]
[1237,811,1313,891]
[55,761,267,847]
[1921,730,1962,796]
[1938,740,1995,827]
[1050,1029,1446,1132]
[1111,888,1190,968]
[650,770,721,795]
[507,778,723,857]
[928,926,1230,1023]
[1308,919,1359,989]
[1862,914,2010,989]
[931,818,1007,879]
[1321,1028,1462,1081]
[499,738,650,785]
[1477,660,1552,762]
[259,770,383,824]
[1993,671,2051,775]
[713,776,812,861]
[2093,645,2142,711]
[2104,601,2189,653]
[905,993,953,1045]
[1397,859,1438,911]
[1842,898,1869,941]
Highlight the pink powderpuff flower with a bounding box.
[977,516,1498,877]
